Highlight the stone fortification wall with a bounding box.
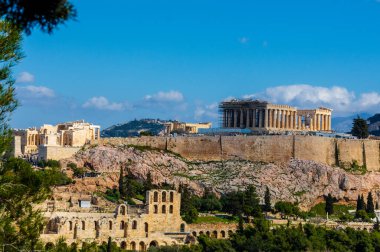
[39,146,81,161]
[92,136,380,171]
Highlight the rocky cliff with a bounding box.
[60,144,380,209]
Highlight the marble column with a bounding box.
[240,109,244,128]
[282,110,286,129]
[290,111,294,129]
[264,109,269,128]
[252,109,256,128]
[246,109,250,128]
[293,112,297,129]
[328,115,332,131]
[313,115,317,131]
[316,114,320,131]
[233,109,238,128]
[298,115,302,129]
[258,109,262,128]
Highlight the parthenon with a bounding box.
[219,100,332,132]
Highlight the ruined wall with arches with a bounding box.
[40,190,237,251]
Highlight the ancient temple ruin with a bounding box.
[219,100,332,132]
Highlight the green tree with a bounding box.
[0,0,76,34]
[179,184,198,223]
[243,185,261,217]
[0,21,21,156]
[366,192,375,217]
[264,186,271,212]
[351,116,369,139]
[118,166,125,196]
[0,158,65,250]
[325,193,335,215]
[356,194,366,212]
[144,171,154,191]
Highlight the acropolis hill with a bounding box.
[92,135,380,172]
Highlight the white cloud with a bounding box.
[16,72,35,83]
[144,90,184,103]
[194,102,219,121]
[17,85,55,98]
[82,96,124,111]
[243,84,380,114]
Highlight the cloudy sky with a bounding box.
[11,0,380,129]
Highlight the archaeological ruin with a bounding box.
[12,120,100,160]
[219,99,332,132]
[41,190,236,250]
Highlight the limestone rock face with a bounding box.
[61,145,380,209]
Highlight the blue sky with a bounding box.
[11,0,380,129]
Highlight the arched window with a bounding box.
[206,231,210,237]
[130,242,136,250]
[170,192,174,202]
[199,231,204,236]
[221,230,226,238]
[120,241,127,249]
[154,205,158,214]
[120,221,125,230]
[109,221,112,230]
[144,222,149,233]
[154,191,158,202]
[212,230,218,238]
[120,205,126,215]
[94,221,99,230]
[180,223,185,232]
[162,191,167,202]
[192,231,197,237]
[81,221,85,230]
[132,220,137,230]
[169,205,173,214]
[139,242,145,251]
[69,221,73,231]
[162,205,166,214]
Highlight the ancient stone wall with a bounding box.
[38,146,81,160]
[92,136,380,171]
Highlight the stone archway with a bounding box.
[149,240,159,248]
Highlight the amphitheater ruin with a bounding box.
[41,190,237,250]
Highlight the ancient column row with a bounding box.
[223,109,332,131]
[27,134,40,146]
[267,109,297,130]
[313,114,332,131]
[223,109,267,128]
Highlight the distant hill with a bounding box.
[101,119,166,137]
[332,113,371,133]
[368,114,380,136]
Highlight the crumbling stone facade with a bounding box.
[13,120,100,160]
[40,190,236,250]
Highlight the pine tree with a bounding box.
[361,194,367,211]
[118,166,125,197]
[264,186,272,212]
[351,116,369,139]
[325,193,334,215]
[144,171,154,191]
[367,192,375,215]
[356,195,362,212]
[107,236,112,252]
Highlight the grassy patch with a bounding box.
[309,203,354,217]
[340,160,367,175]
[294,190,307,197]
